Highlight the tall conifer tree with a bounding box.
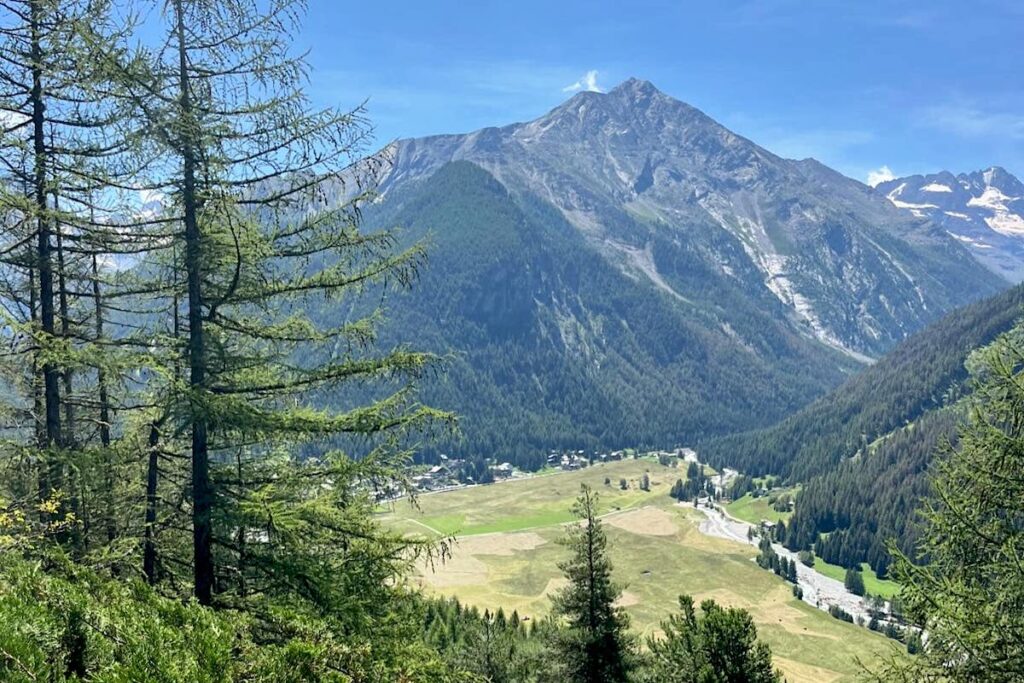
[550,485,635,682]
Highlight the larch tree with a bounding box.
[0,0,150,552]
[102,0,449,612]
[0,1,467,679]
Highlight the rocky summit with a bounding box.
[352,79,1009,463]
[381,78,1004,360]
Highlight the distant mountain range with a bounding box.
[351,78,1009,466]
[876,167,1024,281]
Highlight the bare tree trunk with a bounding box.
[174,0,213,605]
[91,253,115,544]
[143,422,160,584]
[29,264,47,520]
[30,0,63,457]
[52,186,75,446]
[235,450,246,598]
[53,186,84,551]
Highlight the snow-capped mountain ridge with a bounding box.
[877,167,1024,280]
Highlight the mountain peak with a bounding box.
[609,77,662,98]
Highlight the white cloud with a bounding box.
[866,165,897,187]
[562,70,604,94]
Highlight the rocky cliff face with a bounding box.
[381,78,1005,360]
[877,167,1024,281]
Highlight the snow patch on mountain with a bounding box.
[886,183,938,217]
[879,166,1024,280]
[949,232,994,249]
[967,186,1024,236]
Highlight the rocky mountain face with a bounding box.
[876,167,1024,281]
[358,161,858,468]
[381,78,1005,360]
[350,79,1009,464]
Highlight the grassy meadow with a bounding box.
[725,491,796,525]
[379,458,901,683]
[813,559,902,600]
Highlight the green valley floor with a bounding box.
[379,458,902,683]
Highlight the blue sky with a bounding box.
[303,0,1023,184]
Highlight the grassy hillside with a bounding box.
[726,489,797,525]
[379,459,901,683]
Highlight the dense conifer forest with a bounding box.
[702,281,1024,482]
[702,283,1024,571]
[1,1,1021,680]
[356,161,855,471]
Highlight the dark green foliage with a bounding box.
[669,462,709,501]
[549,486,635,683]
[828,605,854,623]
[770,493,792,512]
[0,1,469,678]
[773,519,786,543]
[706,284,1024,572]
[844,567,866,596]
[424,597,551,682]
[0,553,465,682]
[702,282,1024,481]
[755,536,775,571]
[361,161,857,470]
[784,407,960,575]
[904,632,922,655]
[878,327,1024,681]
[643,595,781,683]
[756,538,798,586]
[728,475,755,500]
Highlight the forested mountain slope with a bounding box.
[337,79,1013,467]
[354,161,857,468]
[785,408,962,576]
[702,282,1024,480]
[702,283,1024,574]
